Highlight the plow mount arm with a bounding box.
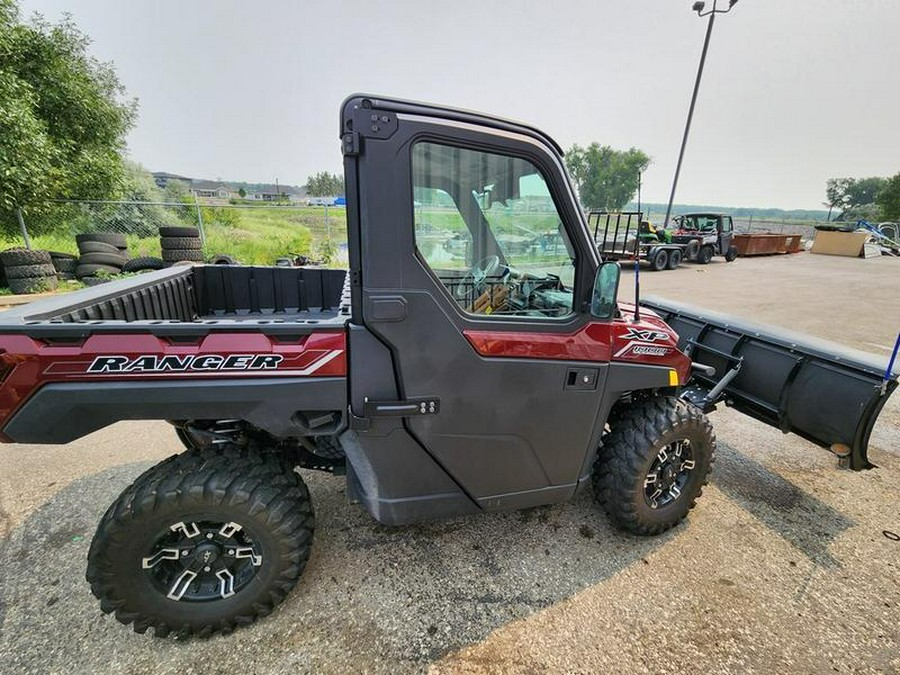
[643,296,898,470]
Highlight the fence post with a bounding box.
[194,198,206,245]
[16,208,32,249]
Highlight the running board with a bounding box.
[642,296,898,470]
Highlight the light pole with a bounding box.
[662,0,739,228]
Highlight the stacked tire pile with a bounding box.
[49,251,78,281]
[160,226,203,264]
[0,248,59,294]
[76,233,129,286]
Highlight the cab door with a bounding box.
[343,96,612,511]
[719,215,734,253]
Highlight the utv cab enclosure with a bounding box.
[671,212,738,263]
[0,94,894,639]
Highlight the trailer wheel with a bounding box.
[87,446,315,638]
[650,250,668,271]
[725,246,738,262]
[667,249,682,270]
[593,396,714,535]
[697,245,714,265]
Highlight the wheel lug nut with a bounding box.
[203,566,211,572]
[228,550,234,556]
[206,533,213,539]
[181,550,189,557]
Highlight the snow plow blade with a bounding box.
[642,296,898,470]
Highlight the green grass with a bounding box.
[1,206,350,267]
[200,206,346,265]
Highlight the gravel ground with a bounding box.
[0,252,898,674]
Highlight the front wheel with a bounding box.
[593,396,715,535]
[650,249,669,271]
[87,447,314,637]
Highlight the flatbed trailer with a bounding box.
[589,210,688,271]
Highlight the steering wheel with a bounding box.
[456,255,501,299]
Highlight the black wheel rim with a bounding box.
[141,520,264,602]
[644,440,696,509]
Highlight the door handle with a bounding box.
[364,397,440,417]
[565,368,598,390]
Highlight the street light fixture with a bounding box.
[662,0,739,228]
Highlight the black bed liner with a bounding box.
[0,265,351,337]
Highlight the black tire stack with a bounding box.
[0,248,59,294]
[160,226,203,264]
[76,233,128,285]
[49,252,78,281]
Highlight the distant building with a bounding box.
[190,180,237,201]
[245,184,307,203]
[151,171,307,203]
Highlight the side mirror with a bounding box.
[591,261,620,319]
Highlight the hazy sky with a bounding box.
[18,0,900,210]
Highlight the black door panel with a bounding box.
[352,103,609,510]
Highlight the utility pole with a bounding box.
[663,0,739,228]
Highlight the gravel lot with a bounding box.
[1,252,898,674]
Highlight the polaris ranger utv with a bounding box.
[0,95,895,638]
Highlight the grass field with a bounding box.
[0,205,350,267]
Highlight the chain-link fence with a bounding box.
[6,200,349,267]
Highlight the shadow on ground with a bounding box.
[712,443,854,567]
[0,444,854,674]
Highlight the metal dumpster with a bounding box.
[733,233,802,256]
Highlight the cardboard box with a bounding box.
[810,230,869,257]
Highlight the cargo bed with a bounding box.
[0,265,351,337]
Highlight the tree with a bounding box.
[305,171,343,197]
[564,144,650,211]
[876,173,900,221]
[237,186,246,198]
[0,1,136,233]
[824,176,887,221]
[824,177,852,222]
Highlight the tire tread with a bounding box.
[87,445,313,638]
[593,396,715,535]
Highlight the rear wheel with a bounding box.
[87,446,314,637]
[666,249,682,270]
[593,396,714,535]
[651,249,669,271]
[725,246,738,262]
[697,245,714,265]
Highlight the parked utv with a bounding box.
[0,95,894,639]
[671,213,738,264]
